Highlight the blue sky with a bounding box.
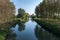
[10,0,42,15]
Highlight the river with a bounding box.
[0,18,60,40]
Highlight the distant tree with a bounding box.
[17,8,25,18]
[31,14,35,18]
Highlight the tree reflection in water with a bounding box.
[0,19,28,40]
[0,22,17,40]
[5,20,28,40]
[0,19,60,40]
[18,21,25,32]
[35,25,60,40]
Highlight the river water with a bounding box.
[1,18,60,40]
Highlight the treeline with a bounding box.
[0,0,29,23]
[16,8,29,22]
[0,0,15,23]
[35,0,60,19]
[17,8,29,19]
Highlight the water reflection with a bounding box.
[11,19,37,40]
[5,33,16,40]
[18,21,25,32]
[35,25,60,40]
[0,22,17,40]
[5,20,29,40]
[0,19,28,40]
[0,18,60,40]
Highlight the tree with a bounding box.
[17,8,25,18]
[0,0,15,23]
[35,1,46,18]
[35,0,60,19]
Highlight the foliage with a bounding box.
[17,8,25,18]
[0,0,15,23]
[35,0,60,19]
[16,8,29,22]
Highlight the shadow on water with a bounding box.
[35,25,60,40]
[0,18,60,40]
[34,19,60,37]
[0,22,17,40]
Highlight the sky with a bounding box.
[10,0,42,15]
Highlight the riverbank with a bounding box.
[0,17,29,24]
[0,17,29,40]
[33,18,60,36]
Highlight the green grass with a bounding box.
[34,18,60,24]
[0,35,5,40]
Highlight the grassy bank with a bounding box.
[0,17,29,24]
[34,18,60,36]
